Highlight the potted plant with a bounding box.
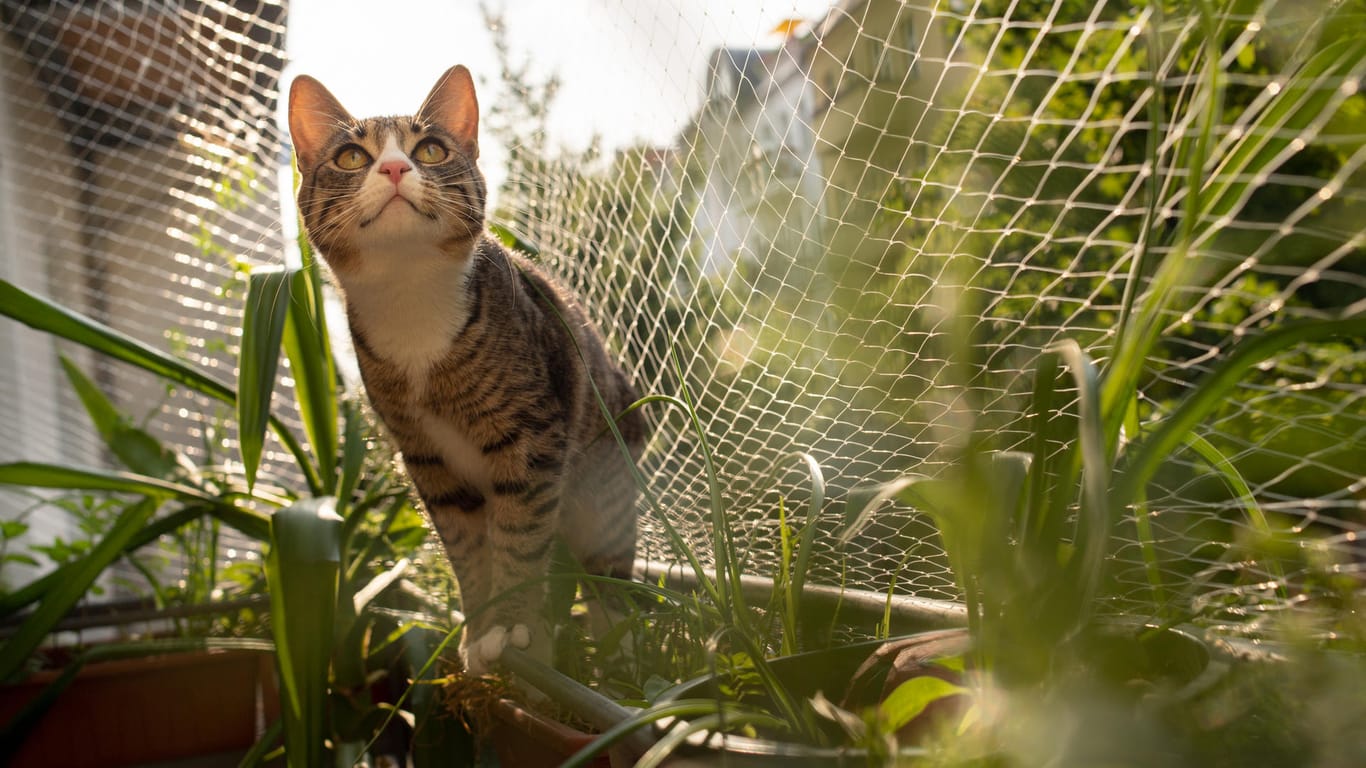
[0,245,474,766]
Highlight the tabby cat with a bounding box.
[287,65,646,675]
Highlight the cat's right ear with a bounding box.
[288,75,355,169]
[418,65,479,158]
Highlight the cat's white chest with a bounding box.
[340,248,472,383]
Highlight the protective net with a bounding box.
[492,0,1366,631]
[1,0,1362,636]
[0,1,288,580]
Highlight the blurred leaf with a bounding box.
[59,356,179,479]
[809,690,865,742]
[1052,340,1110,620]
[487,219,541,256]
[879,675,968,734]
[240,268,292,492]
[1203,35,1366,223]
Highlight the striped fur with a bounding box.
[288,66,646,674]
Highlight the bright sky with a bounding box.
[282,0,833,190]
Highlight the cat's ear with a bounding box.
[418,65,479,158]
[288,75,355,169]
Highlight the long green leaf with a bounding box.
[0,461,211,501]
[1118,315,1366,508]
[0,463,270,541]
[0,280,236,399]
[0,279,321,494]
[1052,340,1111,621]
[281,264,338,492]
[786,452,825,654]
[59,356,180,479]
[669,349,743,621]
[240,268,292,492]
[267,498,342,768]
[1022,350,1060,547]
[0,498,156,683]
[880,675,969,734]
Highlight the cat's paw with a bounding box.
[464,623,536,677]
[508,623,531,650]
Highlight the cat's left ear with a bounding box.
[418,65,479,158]
[289,75,356,169]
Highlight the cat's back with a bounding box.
[463,237,644,448]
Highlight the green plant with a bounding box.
[553,2,1366,762]
[0,238,471,765]
[807,1,1366,756]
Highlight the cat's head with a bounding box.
[288,65,487,274]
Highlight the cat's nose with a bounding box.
[378,160,410,183]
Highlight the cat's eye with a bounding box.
[413,140,448,165]
[333,145,371,171]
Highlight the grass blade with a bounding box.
[1202,35,1366,226]
[786,452,826,652]
[0,462,271,541]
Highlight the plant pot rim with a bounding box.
[491,696,597,752]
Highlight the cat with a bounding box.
[287,65,646,676]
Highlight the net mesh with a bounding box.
[0,0,288,581]
[1,0,1362,633]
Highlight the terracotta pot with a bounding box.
[0,649,275,768]
[488,697,616,768]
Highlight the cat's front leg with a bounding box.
[466,482,560,675]
[425,505,498,674]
